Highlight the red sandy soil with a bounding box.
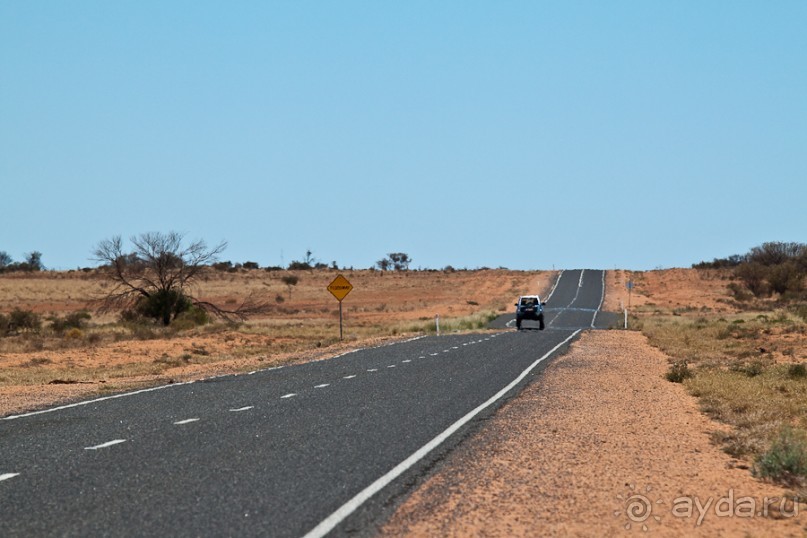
[381,331,805,537]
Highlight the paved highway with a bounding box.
[1,269,607,537]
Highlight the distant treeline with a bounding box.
[0,251,44,273]
[694,242,807,299]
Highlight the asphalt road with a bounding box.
[1,269,609,537]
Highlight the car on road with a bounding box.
[515,295,546,330]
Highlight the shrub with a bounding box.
[171,306,210,331]
[49,311,91,333]
[731,360,767,378]
[790,304,807,323]
[9,309,41,333]
[136,289,193,326]
[65,328,84,340]
[787,363,807,379]
[666,360,693,383]
[755,427,807,486]
[0,313,9,336]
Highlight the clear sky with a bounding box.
[1,2,805,271]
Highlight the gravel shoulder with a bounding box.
[380,331,805,537]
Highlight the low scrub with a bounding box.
[755,427,807,487]
[665,360,693,383]
[48,311,91,334]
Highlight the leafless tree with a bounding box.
[93,232,270,325]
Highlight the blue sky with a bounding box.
[2,2,805,271]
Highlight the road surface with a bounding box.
[0,269,608,537]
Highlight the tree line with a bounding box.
[0,251,44,273]
[694,242,807,299]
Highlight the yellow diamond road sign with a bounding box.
[327,274,353,302]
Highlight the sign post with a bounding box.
[626,280,634,308]
[327,274,353,340]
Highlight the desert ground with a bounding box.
[0,268,552,415]
[2,267,806,536]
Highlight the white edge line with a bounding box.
[85,439,126,450]
[0,473,20,481]
[545,269,564,302]
[3,380,196,421]
[302,329,582,538]
[578,269,585,288]
[2,336,428,422]
[591,270,606,328]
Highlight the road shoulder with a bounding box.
[380,331,804,537]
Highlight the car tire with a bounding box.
[516,318,522,330]
[538,314,545,330]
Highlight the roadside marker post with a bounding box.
[327,274,353,340]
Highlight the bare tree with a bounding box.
[93,232,269,325]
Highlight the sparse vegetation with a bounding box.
[755,427,807,487]
[636,252,807,484]
[48,311,91,334]
[376,253,412,271]
[665,360,693,383]
[0,251,45,273]
[1,268,544,407]
[93,232,270,325]
[281,274,299,300]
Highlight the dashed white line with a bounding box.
[343,375,357,379]
[442,350,450,353]
[367,368,378,372]
[85,439,126,450]
[315,384,330,388]
[387,365,396,368]
[281,393,297,399]
[419,356,426,359]
[230,406,254,412]
[451,346,459,349]
[430,353,439,356]
[0,473,20,482]
[174,418,200,425]
[402,359,411,363]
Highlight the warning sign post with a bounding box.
[327,275,353,340]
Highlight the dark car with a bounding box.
[515,295,546,330]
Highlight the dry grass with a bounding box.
[0,269,552,408]
[632,282,807,487]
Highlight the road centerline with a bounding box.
[85,439,126,451]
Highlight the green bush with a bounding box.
[171,306,210,331]
[666,360,693,383]
[9,309,41,333]
[0,313,9,336]
[787,363,807,379]
[136,289,193,326]
[49,310,91,333]
[755,426,807,486]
